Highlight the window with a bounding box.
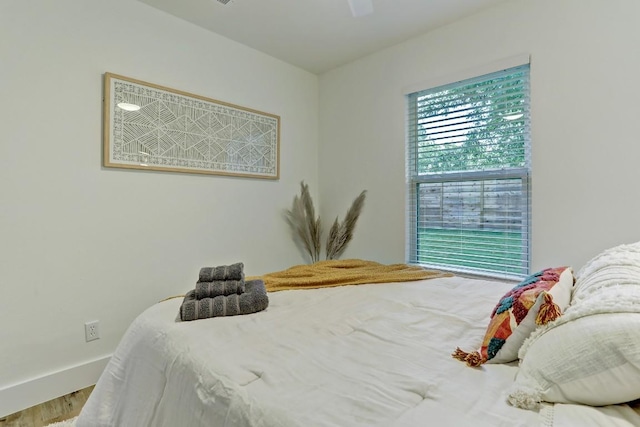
[406,64,530,279]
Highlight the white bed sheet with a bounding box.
[76,276,640,427]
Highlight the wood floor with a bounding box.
[0,386,93,427]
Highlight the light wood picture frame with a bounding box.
[103,72,280,179]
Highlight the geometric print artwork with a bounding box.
[103,73,280,179]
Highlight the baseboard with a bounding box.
[0,355,111,418]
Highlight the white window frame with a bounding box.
[405,58,531,279]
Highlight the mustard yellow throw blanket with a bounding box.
[251,259,453,292]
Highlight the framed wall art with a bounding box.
[103,72,280,179]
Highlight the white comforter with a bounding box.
[76,276,639,427]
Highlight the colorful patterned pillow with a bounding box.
[452,266,574,367]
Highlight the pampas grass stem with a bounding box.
[325,190,367,260]
[285,181,322,263]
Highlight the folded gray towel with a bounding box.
[198,262,244,282]
[180,280,269,321]
[195,279,245,299]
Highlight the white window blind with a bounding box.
[406,64,531,279]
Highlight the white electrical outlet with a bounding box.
[85,320,100,342]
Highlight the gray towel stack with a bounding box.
[180,262,269,321]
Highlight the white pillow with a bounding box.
[573,240,640,303]
[507,242,640,409]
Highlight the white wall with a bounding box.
[319,0,640,271]
[0,0,318,414]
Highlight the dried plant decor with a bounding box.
[285,181,366,263]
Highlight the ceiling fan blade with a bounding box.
[348,0,373,17]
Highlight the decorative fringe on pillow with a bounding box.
[451,347,487,367]
[535,293,562,325]
[507,386,542,410]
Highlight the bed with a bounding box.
[76,254,640,427]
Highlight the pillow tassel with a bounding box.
[451,347,486,367]
[535,293,562,325]
[452,347,468,361]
